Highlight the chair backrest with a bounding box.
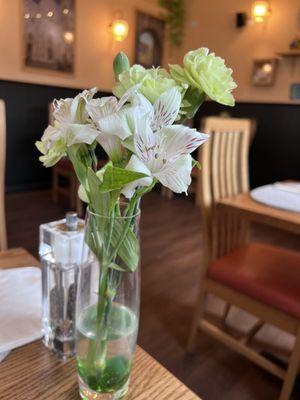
[0,100,7,250]
[48,102,54,125]
[197,117,253,264]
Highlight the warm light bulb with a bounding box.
[63,8,69,15]
[47,11,53,18]
[36,13,42,19]
[111,19,129,42]
[64,31,74,44]
[252,1,270,23]
[262,63,272,73]
[24,13,30,19]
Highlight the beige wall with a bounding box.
[0,0,170,91]
[180,0,300,104]
[0,0,299,104]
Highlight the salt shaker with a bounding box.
[39,212,85,359]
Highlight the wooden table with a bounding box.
[0,248,200,400]
[218,193,300,235]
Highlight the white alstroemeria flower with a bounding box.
[86,86,140,161]
[40,122,99,154]
[120,87,182,154]
[53,87,97,124]
[39,87,99,158]
[122,117,209,198]
[131,87,181,132]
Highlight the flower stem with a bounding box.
[84,196,140,383]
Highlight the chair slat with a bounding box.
[212,131,221,202]
[219,132,227,198]
[0,100,7,251]
[231,132,240,196]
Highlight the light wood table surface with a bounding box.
[218,193,300,235]
[0,248,200,400]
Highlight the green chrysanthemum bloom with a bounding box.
[170,48,237,107]
[113,65,185,104]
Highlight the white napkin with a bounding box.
[251,182,300,213]
[0,267,42,361]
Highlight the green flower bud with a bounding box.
[113,52,130,81]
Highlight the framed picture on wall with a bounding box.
[23,0,75,73]
[251,58,278,87]
[290,83,300,100]
[135,11,165,68]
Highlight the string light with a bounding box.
[64,31,74,44]
[63,8,69,15]
[47,11,53,18]
[24,13,30,19]
[36,13,42,19]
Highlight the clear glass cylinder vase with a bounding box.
[76,205,141,400]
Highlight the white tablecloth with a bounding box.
[250,182,300,213]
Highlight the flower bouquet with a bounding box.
[36,48,236,400]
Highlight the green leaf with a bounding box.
[67,145,89,186]
[87,167,110,217]
[181,88,206,119]
[99,165,149,193]
[108,262,127,272]
[109,189,121,212]
[111,219,139,272]
[192,157,202,170]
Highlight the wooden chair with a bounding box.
[188,116,300,400]
[0,100,7,251]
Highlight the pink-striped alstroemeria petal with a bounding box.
[152,87,181,131]
[159,125,209,161]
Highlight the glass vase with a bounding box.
[76,205,141,400]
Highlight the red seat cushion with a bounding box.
[208,243,300,319]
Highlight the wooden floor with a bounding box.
[6,190,300,400]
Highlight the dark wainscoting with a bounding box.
[0,80,109,192]
[194,101,300,188]
[1,79,299,191]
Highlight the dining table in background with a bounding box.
[0,248,200,400]
[217,192,300,236]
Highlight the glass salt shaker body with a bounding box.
[39,212,84,359]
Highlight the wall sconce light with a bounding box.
[236,0,271,28]
[252,1,271,23]
[110,17,129,42]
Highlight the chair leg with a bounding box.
[52,167,58,203]
[161,187,174,199]
[221,303,232,332]
[76,182,83,217]
[222,303,231,325]
[187,289,207,353]
[279,328,300,400]
[70,174,77,210]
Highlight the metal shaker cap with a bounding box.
[66,212,78,231]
